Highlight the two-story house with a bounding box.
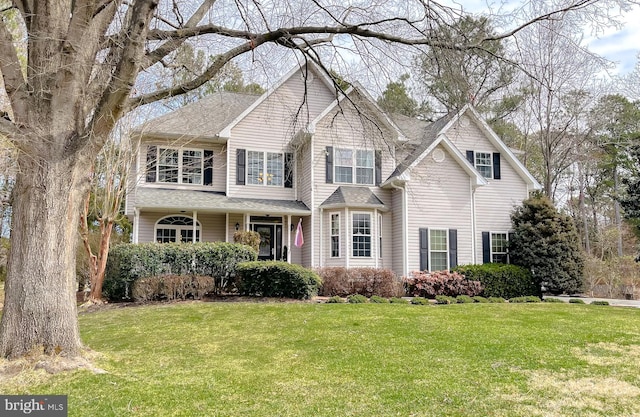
[126,63,541,278]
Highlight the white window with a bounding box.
[247,151,284,186]
[491,232,508,263]
[335,148,374,185]
[475,152,492,179]
[156,148,204,184]
[155,216,201,243]
[352,213,371,257]
[429,229,448,271]
[330,213,340,258]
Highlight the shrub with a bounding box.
[473,296,489,303]
[404,270,483,298]
[569,298,585,304]
[509,194,584,295]
[456,295,475,304]
[132,274,214,302]
[347,294,368,304]
[454,264,539,299]
[411,297,429,305]
[488,297,506,303]
[509,296,541,303]
[325,295,344,304]
[543,297,565,303]
[591,300,610,306]
[233,231,261,252]
[236,261,321,300]
[104,242,257,300]
[389,297,408,304]
[435,295,456,305]
[317,267,402,297]
[370,295,389,303]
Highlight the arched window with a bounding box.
[155,215,201,243]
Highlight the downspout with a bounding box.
[374,208,379,269]
[388,180,407,277]
[319,208,323,267]
[310,134,315,267]
[471,180,477,264]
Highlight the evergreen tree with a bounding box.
[510,194,585,294]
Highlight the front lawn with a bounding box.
[2,302,640,416]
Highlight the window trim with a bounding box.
[330,212,341,258]
[475,151,493,179]
[428,228,449,271]
[246,150,285,187]
[351,212,372,258]
[155,147,206,185]
[154,215,201,243]
[490,231,509,264]
[334,148,374,186]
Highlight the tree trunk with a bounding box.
[614,166,623,257]
[0,153,88,358]
[88,221,113,302]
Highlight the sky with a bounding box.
[450,0,640,76]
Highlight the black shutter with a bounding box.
[449,229,458,269]
[326,146,333,183]
[375,150,382,186]
[493,153,501,179]
[482,231,491,263]
[203,150,214,186]
[419,228,429,271]
[466,150,475,165]
[236,149,246,185]
[507,232,515,264]
[146,145,157,183]
[284,152,293,188]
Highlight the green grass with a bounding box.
[2,302,640,416]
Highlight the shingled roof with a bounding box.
[320,186,387,211]
[135,188,310,215]
[134,91,260,139]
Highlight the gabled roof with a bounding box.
[134,92,260,140]
[386,105,542,190]
[320,186,388,211]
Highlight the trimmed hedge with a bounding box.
[104,242,257,300]
[236,261,321,300]
[404,270,483,298]
[132,274,215,302]
[453,264,540,299]
[317,267,402,298]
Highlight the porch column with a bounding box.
[192,211,198,243]
[133,208,140,244]
[225,212,229,242]
[319,209,323,268]
[287,214,292,263]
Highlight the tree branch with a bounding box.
[0,15,28,124]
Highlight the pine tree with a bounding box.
[510,194,585,294]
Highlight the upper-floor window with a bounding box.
[475,152,493,179]
[146,146,213,185]
[352,213,371,257]
[466,150,501,180]
[335,148,374,185]
[247,151,283,186]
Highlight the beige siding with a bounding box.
[445,116,529,263]
[390,187,405,276]
[137,212,226,243]
[405,145,474,272]
[227,71,335,200]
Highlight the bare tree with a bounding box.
[0,0,631,363]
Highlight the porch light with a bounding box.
[235,222,240,231]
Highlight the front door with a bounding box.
[254,223,283,261]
